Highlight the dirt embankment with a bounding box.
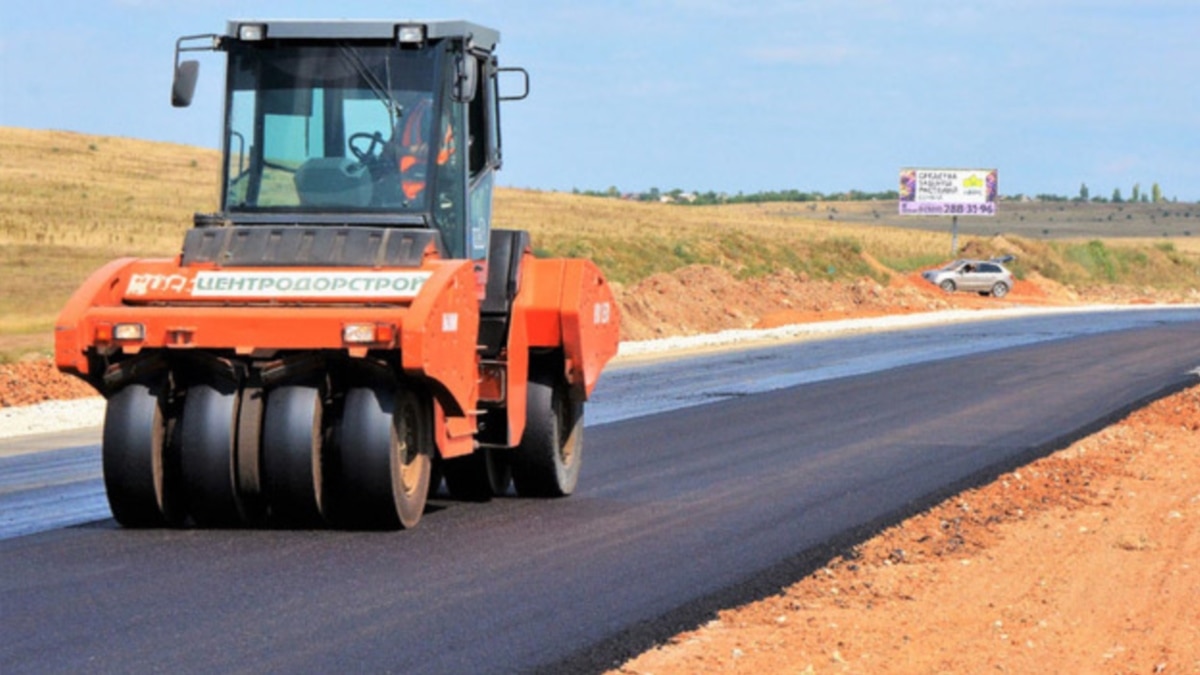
[612,254,1145,342]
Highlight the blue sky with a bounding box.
[2,1,1198,200]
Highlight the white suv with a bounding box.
[922,257,1015,297]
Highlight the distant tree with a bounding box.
[632,185,1005,207]
[1141,193,1150,203]
[606,185,620,198]
[1079,182,1089,201]
[1112,188,1123,203]
[1152,183,1163,203]
[1131,183,1141,202]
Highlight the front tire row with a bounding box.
[100,368,583,530]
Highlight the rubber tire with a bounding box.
[262,385,326,526]
[427,456,444,500]
[511,371,583,498]
[992,282,1010,298]
[102,382,177,527]
[939,279,956,293]
[180,382,243,527]
[442,449,512,502]
[336,386,432,529]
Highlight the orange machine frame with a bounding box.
[55,247,619,460]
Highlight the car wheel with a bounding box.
[991,282,1009,298]
[939,279,956,293]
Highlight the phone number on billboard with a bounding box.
[900,202,996,216]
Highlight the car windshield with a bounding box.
[222,42,444,213]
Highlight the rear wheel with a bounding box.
[102,382,179,526]
[261,385,326,526]
[335,386,432,529]
[442,449,512,501]
[511,368,583,498]
[991,282,1010,298]
[180,382,243,526]
[939,279,956,293]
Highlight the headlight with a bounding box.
[397,24,425,44]
[113,323,145,341]
[342,323,396,345]
[238,24,266,41]
[343,323,376,344]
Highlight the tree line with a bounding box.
[570,186,899,204]
[1067,182,1172,204]
[570,182,1184,205]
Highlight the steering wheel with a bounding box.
[348,132,385,164]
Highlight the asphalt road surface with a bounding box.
[3,309,1199,673]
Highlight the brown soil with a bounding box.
[5,264,1199,674]
[613,258,1095,342]
[0,359,98,407]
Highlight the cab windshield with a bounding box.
[223,42,446,214]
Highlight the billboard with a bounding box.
[899,168,997,216]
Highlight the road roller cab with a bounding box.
[54,20,620,530]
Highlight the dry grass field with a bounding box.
[502,190,1200,300]
[3,126,1200,361]
[0,128,219,345]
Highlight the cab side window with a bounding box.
[467,56,490,177]
[463,55,492,177]
[464,55,497,261]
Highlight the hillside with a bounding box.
[4,126,1200,359]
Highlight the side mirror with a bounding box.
[454,55,478,102]
[171,34,219,108]
[172,60,200,108]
